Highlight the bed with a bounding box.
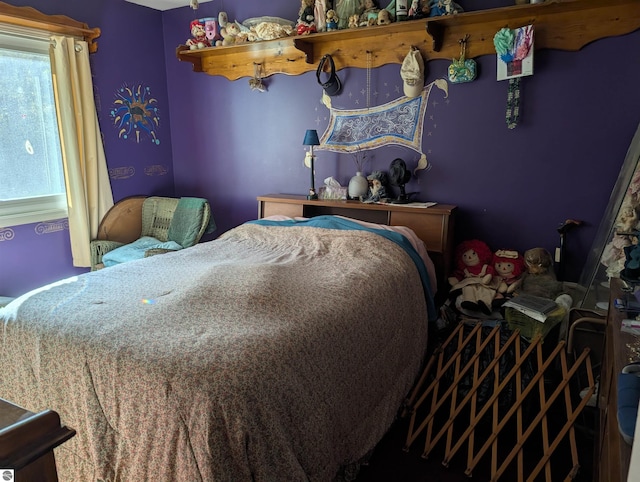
[0,214,438,481]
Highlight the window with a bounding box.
[0,24,67,227]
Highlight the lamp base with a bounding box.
[307,188,318,200]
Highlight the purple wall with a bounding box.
[1,0,639,298]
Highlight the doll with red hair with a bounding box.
[492,249,525,306]
[448,239,496,315]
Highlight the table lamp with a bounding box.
[303,129,320,200]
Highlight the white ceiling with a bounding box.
[125,0,213,11]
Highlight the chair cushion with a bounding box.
[102,236,183,267]
[167,197,209,248]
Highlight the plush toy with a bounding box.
[220,23,242,46]
[326,9,339,31]
[377,9,391,25]
[517,247,565,300]
[348,14,360,29]
[364,170,389,202]
[409,0,430,18]
[202,17,222,45]
[429,0,463,17]
[448,239,497,315]
[492,249,525,306]
[359,0,380,26]
[186,19,211,50]
[515,247,573,337]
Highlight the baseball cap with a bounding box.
[316,54,342,97]
[401,48,425,98]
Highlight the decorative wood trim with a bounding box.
[0,1,100,53]
[176,0,640,81]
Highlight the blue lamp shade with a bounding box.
[303,129,320,146]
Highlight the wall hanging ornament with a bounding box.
[318,79,448,173]
[448,35,477,84]
[110,83,161,145]
[249,63,267,92]
[493,25,534,129]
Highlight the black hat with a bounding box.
[316,54,342,96]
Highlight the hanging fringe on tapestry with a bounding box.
[318,79,448,173]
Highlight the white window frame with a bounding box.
[0,23,68,228]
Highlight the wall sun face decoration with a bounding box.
[110,83,161,144]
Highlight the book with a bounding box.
[503,294,558,323]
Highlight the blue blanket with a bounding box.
[249,215,436,321]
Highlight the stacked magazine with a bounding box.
[503,294,558,323]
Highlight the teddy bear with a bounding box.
[448,239,497,315]
[348,14,360,29]
[377,9,391,25]
[220,23,241,46]
[186,19,211,50]
[326,9,339,31]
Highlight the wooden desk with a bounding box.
[257,194,457,290]
[596,278,637,481]
[0,399,75,482]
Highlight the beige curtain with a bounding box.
[49,35,114,267]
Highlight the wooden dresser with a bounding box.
[0,399,75,481]
[257,194,457,290]
[596,278,638,481]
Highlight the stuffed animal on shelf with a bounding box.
[377,9,392,25]
[203,17,222,45]
[359,0,380,26]
[326,9,339,31]
[448,239,497,315]
[408,0,431,18]
[186,19,211,50]
[348,14,360,29]
[220,23,242,46]
[491,249,525,306]
[429,0,463,17]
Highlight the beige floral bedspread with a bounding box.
[0,223,429,481]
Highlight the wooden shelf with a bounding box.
[177,0,640,81]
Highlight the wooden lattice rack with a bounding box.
[403,321,596,481]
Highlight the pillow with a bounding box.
[102,236,183,267]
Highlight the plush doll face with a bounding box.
[493,250,524,279]
[462,249,480,268]
[191,21,206,39]
[495,260,515,278]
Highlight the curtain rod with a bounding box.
[0,1,100,53]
